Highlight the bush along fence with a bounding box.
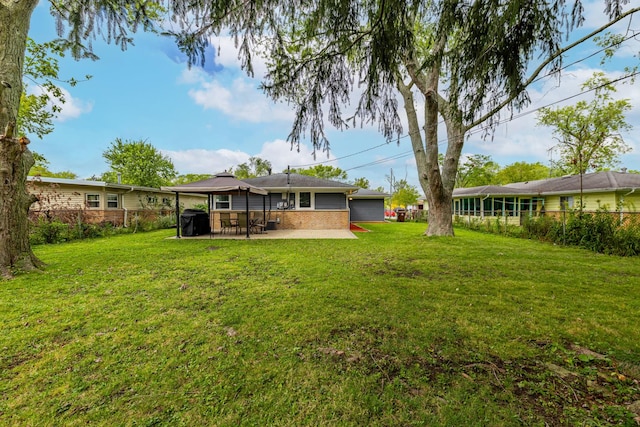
[28,209,176,245]
[454,209,640,256]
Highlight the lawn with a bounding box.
[2,223,639,426]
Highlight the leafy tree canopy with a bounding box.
[28,152,77,179]
[101,138,177,187]
[455,155,500,188]
[495,162,553,185]
[537,72,633,175]
[352,177,370,189]
[234,157,272,179]
[18,38,90,139]
[172,173,213,185]
[289,165,348,181]
[391,179,420,208]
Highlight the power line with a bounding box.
[342,70,639,172]
[288,31,639,171]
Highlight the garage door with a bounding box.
[350,199,384,222]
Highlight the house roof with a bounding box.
[453,185,532,197]
[350,188,390,199]
[28,176,175,194]
[243,173,358,192]
[452,171,640,198]
[161,171,268,195]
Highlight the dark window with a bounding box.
[300,192,311,208]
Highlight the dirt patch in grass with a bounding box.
[311,336,640,425]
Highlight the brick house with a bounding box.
[28,176,207,226]
[241,173,360,230]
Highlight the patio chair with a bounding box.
[250,217,267,234]
[219,212,234,234]
[236,213,248,235]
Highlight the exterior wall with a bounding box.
[29,181,87,211]
[275,210,349,229]
[232,192,349,211]
[210,209,349,230]
[623,192,640,213]
[215,190,351,230]
[28,180,206,226]
[453,191,640,225]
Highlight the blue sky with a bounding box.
[27,2,640,191]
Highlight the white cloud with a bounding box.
[210,35,270,78]
[258,139,334,172]
[31,85,93,122]
[163,148,250,174]
[185,73,295,123]
[464,66,639,166]
[178,67,205,85]
[163,139,329,175]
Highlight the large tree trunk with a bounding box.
[402,59,460,237]
[0,0,42,277]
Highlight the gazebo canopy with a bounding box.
[161,171,268,195]
[162,171,268,239]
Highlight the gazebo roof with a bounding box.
[161,171,268,196]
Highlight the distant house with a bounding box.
[240,173,360,229]
[163,172,387,231]
[450,171,640,225]
[28,176,207,226]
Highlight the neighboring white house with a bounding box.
[28,176,207,226]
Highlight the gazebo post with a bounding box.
[208,193,213,238]
[175,192,180,239]
[245,190,250,239]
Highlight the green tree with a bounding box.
[455,155,499,188]
[18,38,90,139]
[538,73,632,175]
[289,165,348,181]
[28,152,77,179]
[172,173,212,185]
[391,179,420,209]
[352,177,370,189]
[21,40,83,179]
[234,157,272,179]
[495,162,552,185]
[0,1,159,275]
[102,138,177,188]
[537,72,632,210]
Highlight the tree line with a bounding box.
[28,140,381,190]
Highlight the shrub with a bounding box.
[458,210,640,256]
[30,219,69,244]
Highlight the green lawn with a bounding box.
[2,223,639,426]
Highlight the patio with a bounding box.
[168,229,358,240]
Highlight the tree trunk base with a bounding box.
[1,250,44,278]
[425,226,455,237]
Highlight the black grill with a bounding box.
[180,209,211,236]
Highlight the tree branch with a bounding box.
[466,6,640,132]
